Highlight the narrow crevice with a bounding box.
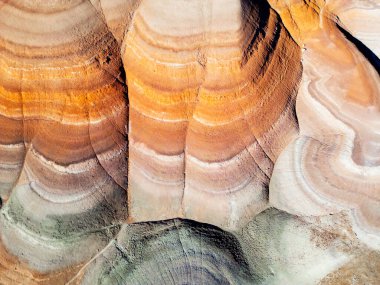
[337,24,380,74]
[241,0,271,66]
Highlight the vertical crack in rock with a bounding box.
[0,0,379,284]
[124,0,302,231]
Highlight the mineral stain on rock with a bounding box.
[0,0,379,284]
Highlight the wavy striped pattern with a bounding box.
[0,0,379,284]
[0,0,128,274]
[269,0,380,250]
[124,0,301,230]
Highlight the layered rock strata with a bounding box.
[0,0,128,273]
[0,0,378,284]
[125,0,302,230]
[268,0,380,250]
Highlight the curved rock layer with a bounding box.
[268,0,380,249]
[62,209,380,285]
[327,0,380,58]
[125,0,302,230]
[0,0,379,284]
[78,219,257,285]
[0,0,128,272]
[0,240,84,285]
[89,0,141,43]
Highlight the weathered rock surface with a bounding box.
[268,0,380,251]
[0,0,128,274]
[0,0,378,284]
[125,0,301,230]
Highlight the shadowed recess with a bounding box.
[337,24,380,74]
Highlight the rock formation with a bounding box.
[124,0,301,230]
[0,0,128,274]
[268,0,380,250]
[0,0,378,284]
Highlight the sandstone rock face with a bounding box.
[124,0,301,230]
[268,0,380,250]
[0,0,378,284]
[0,0,128,275]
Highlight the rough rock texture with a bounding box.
[0,0,379,284]
[0,0,128,274]
[125,0,302,230]
[268,0,380,250]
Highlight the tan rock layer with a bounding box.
[125,0,302,230]
[0,0,379,283]
[269,0,380,249]
[0,0,130,273]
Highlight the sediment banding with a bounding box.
[124,0,302,230]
